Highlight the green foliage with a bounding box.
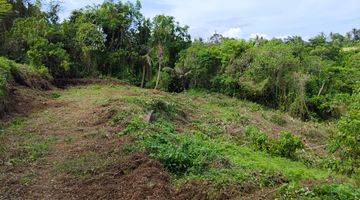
[270,112,287,126]
[0,57,15,97]
[245,126,304,159]
[328,87,360,177]
[245,126,270,152]
[281,183,360,200]
[175,33,360,120]
[273,131,304,159]
[54,153,102,178]
[51,92,61,99]
[144,131,218,174]
[0,0,12,20]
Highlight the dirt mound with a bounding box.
[53,153,174,200]
[0,64,54,119]
[1,82,52,120]
[11,67,53,90]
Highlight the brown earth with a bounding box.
[1,81,333,200]
[1,83,260,200]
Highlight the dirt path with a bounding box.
[0,86,177,200]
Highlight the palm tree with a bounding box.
[154,44,164,90]
[141,48,152,88]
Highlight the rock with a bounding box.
[143,110,156,123]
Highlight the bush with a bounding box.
[144,131,218,174]
[282,183,360,200]
[139,118,219,175]
[270,113,287,126]
[328,88,360,177]
[0,57,13,98]
[271,131,304,159]
[245,126,270,152]
[245,126,304,159]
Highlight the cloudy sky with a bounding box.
[54,0,360,40]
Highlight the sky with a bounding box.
[53,0,360,40]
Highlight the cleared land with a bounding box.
[0,84,358,199]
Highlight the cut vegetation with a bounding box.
[1,84,359,199]
[0,1,359,199]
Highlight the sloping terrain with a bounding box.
[0,84,358,199]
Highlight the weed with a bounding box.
[19,172,37,186]
[54,153,102,178]
[7,134,56,165]
[244,126,304,160]
[110,109,134,126]
[271,131,304,159]
[119,116,147,137]
[51,92,61,99]
[258,170,288,187]
[145,98,186,120]
[270,112,287,126]
[65,136,76,144]
[245,126,270,151]
[121,143,139,155]
[232,113,251,124]
[143,131,219,175]
[280,183,360,200]
[9,117,26,130]
[193,120,225,137]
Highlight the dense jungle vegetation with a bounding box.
[0,0,359,199]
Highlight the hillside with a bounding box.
[1,83,358,199]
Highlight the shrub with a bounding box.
[328,88,360,177]
[245,126,304,159]
[143,131,218,175]
[270,113,287,126]
[270,131,304,159]
[145,98,186,120]
[245,126,270,152]
[282,183,360,200]
[51,92,61,99]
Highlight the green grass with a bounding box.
[0,84,356,199]
[54,153,102,178]
[8,133,57,165]
[19,172,37,186]
[1,117,57,166]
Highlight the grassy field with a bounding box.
[0,84,359,199]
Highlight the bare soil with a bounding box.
[1,84,249,200]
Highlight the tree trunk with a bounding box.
[317,81,326,96]
[154,58,162,90]
[141,64,146,88]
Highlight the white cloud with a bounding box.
[250,33,268,39]
[223,27,242,38]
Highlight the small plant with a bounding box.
[54,153,102,178]
[281,183,360,200]
[51,92,61,99]
[143,131,219,175]
[270,131,304,159]
[145,98,186,120]
[270,113,287,126]
[258,170,288,187]
[19,173,37,186]
[119,116,147,136]
[245,126,270,151]
[245,126,304,159]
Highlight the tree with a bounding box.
[330,85,360,177]
[0,0,12,21]
[75,22,105,75]
[150,15,191,90]
[154,44,164,89]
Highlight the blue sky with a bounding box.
[53,0,360,40]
